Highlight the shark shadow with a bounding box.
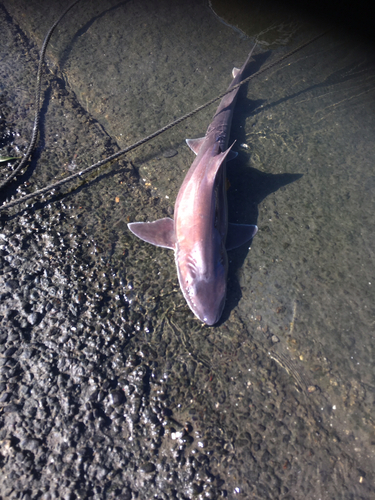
[221,164,303,324]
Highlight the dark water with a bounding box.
[1,0,375,498]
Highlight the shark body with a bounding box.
[128,49,258,325]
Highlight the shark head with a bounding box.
[176,240,227,326]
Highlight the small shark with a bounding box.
[128,48,258,325]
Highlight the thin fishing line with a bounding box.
[0,0,82,191]
[0,30,328,212]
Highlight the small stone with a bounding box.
[197,439,208,448]
[27,312,39,325]
[3,403,21,413]
[108,390,125,406]
[140,462,155,473]
[0,392,11,402]
[4,347,17,357]
[162,149,178,158]
[20,438,40,451]
[5,280,19,291]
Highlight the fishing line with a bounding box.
[0,0,82,191]
[0,3,328,212]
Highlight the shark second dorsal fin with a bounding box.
[128,218,176,249]
[232,67,240,78]
[226,223,258,250]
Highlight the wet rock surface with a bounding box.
[1,0,375,499]
[0,209,226,499]
[1,205,368,500]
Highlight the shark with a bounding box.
[128,48,258,325]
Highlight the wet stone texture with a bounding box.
[1,0,375,499]
[1,203,370,500]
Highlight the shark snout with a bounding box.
[189,278,226,326]
[200,297,225,326]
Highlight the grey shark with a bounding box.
[128,48,258,325]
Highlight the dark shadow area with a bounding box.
[250,58,375,120]
[222,166,303,323]
[214,63,304,324]
[284,0,375,45]
[222,0,375,45]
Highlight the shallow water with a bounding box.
[1,0,375,498]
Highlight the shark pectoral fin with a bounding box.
[226,223,258,251]
[186,137,206,155]
[128,218,176,249]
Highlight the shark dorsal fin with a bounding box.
[207,142,236,184]
[187,137,238,161]
[186,137,205,155]
[128,218,176,249]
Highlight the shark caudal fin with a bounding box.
[128,218,176,249]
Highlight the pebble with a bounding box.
[162,149,178,158]
[140,462,156,473]
[5,280,19,291]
